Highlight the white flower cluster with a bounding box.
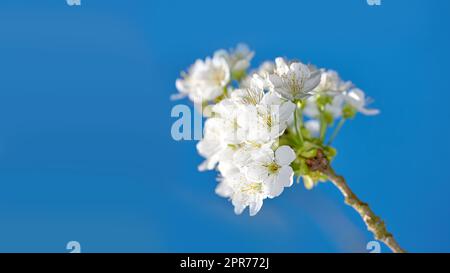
[304,70,379,120]
[175,44,379,216]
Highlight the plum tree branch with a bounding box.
[306,150,406,253]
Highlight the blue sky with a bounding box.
[0,0,449,252]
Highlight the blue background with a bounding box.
[0,0,449,252]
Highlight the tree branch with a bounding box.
[306,150,406,253]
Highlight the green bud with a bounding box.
[316,95,333,110]
[303,175,315,190]
[342,104,357,119]
[323,111,334,124]
[297,159,310,176]
[301,148,317,158]
[231,70,246,82]
[301,126,311,139]
[309,171,328,182]
[323,146,337,160]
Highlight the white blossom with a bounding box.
[230,74,265,105]
[215,145,295,216]
[216,172,267,216]
[268,57,321,101]
[345,88,380,116]
[230,75,296,144]
[240,61,275,88]
[305,119,320,137]
[303,70,379,119]
[211,98,249,144]
[304,69,349,118]
[255,61,275,78]
[313,69,352,95]
[175,55,230,103]
[231,141,275,170]
[214,44,254,76]
[241,94,295,144]
[196,117,229,171]
[245,145,296,198]
[176,45,380,216]
[304,94,345,119]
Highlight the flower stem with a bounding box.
[223,86,228,97]
[294,107,304,145]
[327,118,346,145]
[319,113,327,142]
[306,150,406,253]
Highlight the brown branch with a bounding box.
[306,150,406,253]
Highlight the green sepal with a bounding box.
[342,104,357,119]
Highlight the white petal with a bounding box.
[290,62,309,80]
[215,181,233,197]
[246,164,269,182]
[303,69,322,93]
[359,107,380,116]
[268,183,284,198]
[232,148,253,169]
[345,88,365,108]
[213,49,229,60]
[234,59,249,71]
[250,74,266,91]
[249,199,263,216]
[275,145,296,165]
[268,74,284,89]
[305,120,320,137]
[327,95,344,118]
[198,160,209,172]
[218,161,239,177]
[345,89,379,116]
[277,166,294,187]
[265,173,277,185]
[278,101,296,124]
[275,57,289,75]
[275,87,294,101]
[233,202,246,215]
[232,194,246,215]
[303,97,320,118]
[261,92,282,106]
[253,148,275,164]
[175,78,189,95]
[303,176,315,190]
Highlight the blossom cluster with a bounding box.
[175,44,379,216]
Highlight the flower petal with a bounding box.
[268,183,284,198]
[278,101,296,129]
[277,166,294,187]
[232,194,246,215]
[246,164,268,182]
[215,181,233,198]
[275,145,296,165]
[305,120,320,137]
[303,69,322,93]
[275,57,289,75]
[249,199,263,216]
[358,107,380,116]
[303,175,315,190]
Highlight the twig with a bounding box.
[306,150,406,253]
